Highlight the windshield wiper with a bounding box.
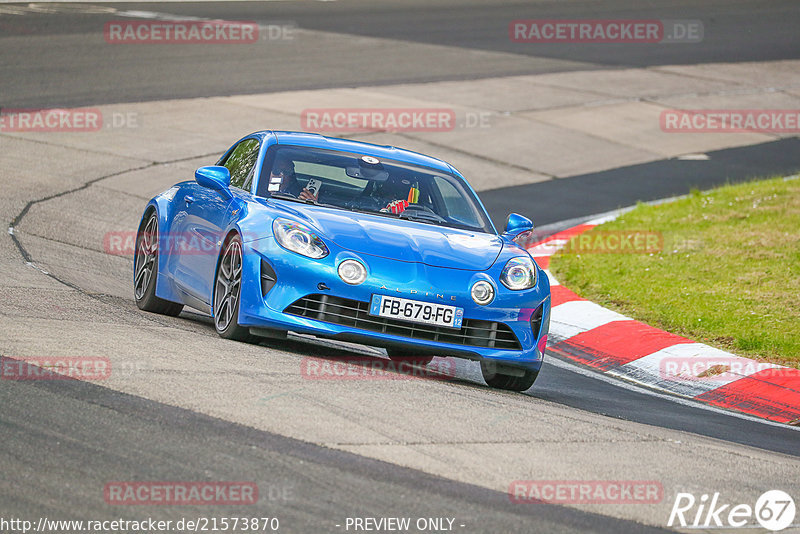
[345,207,397,219]
[269,192,318,205]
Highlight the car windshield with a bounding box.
[257,145,494,233]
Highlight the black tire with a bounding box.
[213,234,258,343]
[480,361,539,392]
[134,212,183,316]
[386,348,434,366]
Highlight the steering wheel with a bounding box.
[400,204,446,223]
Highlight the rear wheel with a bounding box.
[481,361,539,392]
[386,348,434,366]
[134,212,183,316]
[214,234,257,343]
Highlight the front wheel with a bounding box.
[213,234,256,343]
[480,361,539,392]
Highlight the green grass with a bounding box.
[549,176,800,367]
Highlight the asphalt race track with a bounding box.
[3,0,800,107]
[1,2,800,533]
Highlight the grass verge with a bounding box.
[549,175,800,368]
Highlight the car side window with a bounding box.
[222,138,260,190]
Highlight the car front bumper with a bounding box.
[236,236,551,371]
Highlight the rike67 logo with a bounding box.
[669,490,796,531]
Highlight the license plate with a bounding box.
[369,295,464,329]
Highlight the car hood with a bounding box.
[271,202,503,270]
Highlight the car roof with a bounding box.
[259,130,455,175]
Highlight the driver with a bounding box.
[270,156,318,201]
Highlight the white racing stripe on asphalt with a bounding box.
[529,239,568,257]
[611,343,782,398]
[543,355,800,432]
[550,300,630,340]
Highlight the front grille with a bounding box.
[285,294,522,350]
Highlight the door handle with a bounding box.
[185,196,194,205]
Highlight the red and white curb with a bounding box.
[529,217,800,425]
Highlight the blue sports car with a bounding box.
[134,131,550,391]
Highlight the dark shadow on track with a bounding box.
[531,357,800,458]
[0,357,667,533]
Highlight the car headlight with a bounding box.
[500,256,537,290]
[273,218,329,259]
[338,259,367,285]
[471,280,495,305]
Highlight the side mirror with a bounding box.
[195,166,232,198]
[503,213,534,238]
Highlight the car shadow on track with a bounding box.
[178,308,484,387]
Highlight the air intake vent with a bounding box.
[530,303,544,338]
[285,294,521,350]
[260,259,277,297]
